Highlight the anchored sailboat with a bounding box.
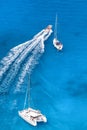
[53,15,63,51]
[18,74,47,126]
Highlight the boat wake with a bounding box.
[0,26,52,94]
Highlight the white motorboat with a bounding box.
[18,74,47,126]
[53,15,63,51]
[34,25,53,40]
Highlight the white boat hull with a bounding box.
[53,38,63,51]
[18,108,47,126]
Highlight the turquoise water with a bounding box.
[0,0,87,130]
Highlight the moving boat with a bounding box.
[18,74,47,126]
[34,25,53,40]
[53,15,63,51]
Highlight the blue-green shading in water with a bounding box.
[0,0,87,130]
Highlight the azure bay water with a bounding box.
[0,0,87,130]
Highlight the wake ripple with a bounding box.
[0,27,52,93]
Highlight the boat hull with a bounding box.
[18,108,47,126]
[18,110,37,126]
[53,38,63,51]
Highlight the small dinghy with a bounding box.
[53,14,63,51]
[18,74,47,126]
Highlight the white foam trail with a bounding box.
[0,27,52,93]
[0,37,44,93]
[44,30,53,41]
[0,38,40,87]
[15,39,44,92]
[11,29,45,52]
[0,29,45,79]
[0,40,33,79]
[33,29,45,39]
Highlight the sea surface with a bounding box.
[0,0,87,130]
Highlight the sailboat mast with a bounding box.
[28,73,30,107]
[23,73,31,109]
[54,14,58,39]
